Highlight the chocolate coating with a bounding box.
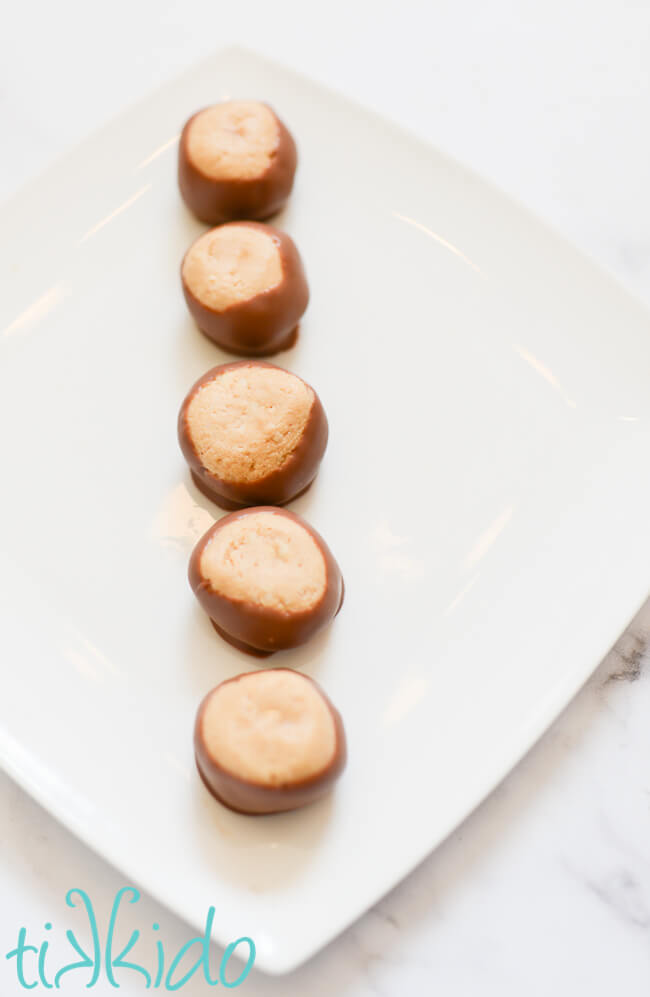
[178,360,328,511]
[178,105,297,225]
[188,508,344,656]
[181,223,309,357]
[194,670,347,815]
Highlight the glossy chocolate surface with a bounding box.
[181,223,309,357]
[194,669,347,815]
[178,360,328,510]
[188,507,344,656]
[178,105,297,225]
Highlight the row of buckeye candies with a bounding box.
[175,100,347,815]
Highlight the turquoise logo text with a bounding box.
[5,887,255,990]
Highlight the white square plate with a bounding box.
[2,48,650,975]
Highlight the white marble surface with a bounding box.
[3,1,650,992]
